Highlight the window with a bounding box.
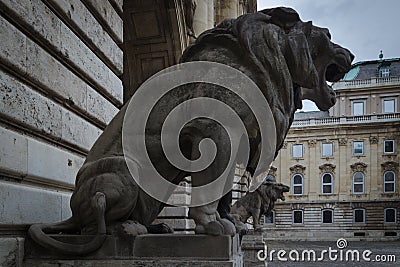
[353,208,365,223]
[353,141,364,155]
[384,171,396,193]
[292,210,303,224]
[322,209,333,224]
[379,66,390,77]
[383,98,396,113]
[292,144,303,158]
[322,142,333,157]
[384,208,396,224]
[292,174,304,196]
[352,101,365,116]
[322,173,333,194]
[352,172,365,194]
[264,211,275,224]
[384,140,395,154]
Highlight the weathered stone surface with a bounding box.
[26,38,87,111]
[0,15,27,73]
[0,181,71,224]
[60,23,123,103]
[61,109,102,151]
[0,16,118,126]
[47,0,123,74]
[0,127,28,177]
[82,0,123,43]
[0,70,63,137]
[1,0,123,104]
[0,238,24,267]
[0,126,84,187]
[27,138,84,187]
[0,70,102,151]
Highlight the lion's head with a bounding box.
[260,7,354,111]
[263,180,290,202]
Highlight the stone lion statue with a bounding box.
[231,180,290,231]
[29,7,353,255]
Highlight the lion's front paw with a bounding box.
[194,219,236,236]
[118,220,147,236]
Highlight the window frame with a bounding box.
[382,98,396,113]
[352,172,365,194]
[292,174,304,196]
[352,100,365,116]
[379,66,390,77]
[384,208,397,224]
[383,140,395,154]
[383,171,396,193]
[292,210,304,224]
[353,141,364,156]
[292,144,303,158]
[321,173,334,195]
[322,142,333,157]
[322,209,334,224]
[263,210,275,225]
[353,208,366,224]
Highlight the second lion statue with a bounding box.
[29,7,354,255]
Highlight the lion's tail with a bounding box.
[28,192,107,255]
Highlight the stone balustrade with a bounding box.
[291,113,400,127]
[332,76,400,90]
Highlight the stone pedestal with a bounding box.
[24,234,243,266]
[241,232,266,267]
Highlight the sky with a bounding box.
[257,0,400,111]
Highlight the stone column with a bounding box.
[193,0,209,36]
[214,0,239,25]
[207,0,215,28]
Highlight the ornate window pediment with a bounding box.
[268,166,277,176]
[319,163,336,174]
[381,161,399,172]
[350,162,367,172]
[290,164,306,175]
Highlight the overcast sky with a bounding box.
[257,0,400,111]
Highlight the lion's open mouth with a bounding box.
[279,186,290,201]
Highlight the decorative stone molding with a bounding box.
[381,161,399,172]
[350,162,367,172]
[291,203,304,210]
[338,138,347,146]
[308,139,317,147]
[369,136,378,144]
[268,166,277,176]
[282,142,288,149]
[322,203,335,209]
[319,163,336,174]
[290,164,306,175]
[350,202,364,209]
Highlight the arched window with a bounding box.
[292,174,303,196]
[322,173,334,194]
[384,171,396,193]
[352,172,365,194]
[322,209,334,224]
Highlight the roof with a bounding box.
[341,57,400,80]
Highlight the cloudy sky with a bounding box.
[257,0,400,111]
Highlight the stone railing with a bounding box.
[291,113,400,127]
[332,76,400,90]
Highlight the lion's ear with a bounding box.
[260,7,300,31]
[285,29,319,89]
